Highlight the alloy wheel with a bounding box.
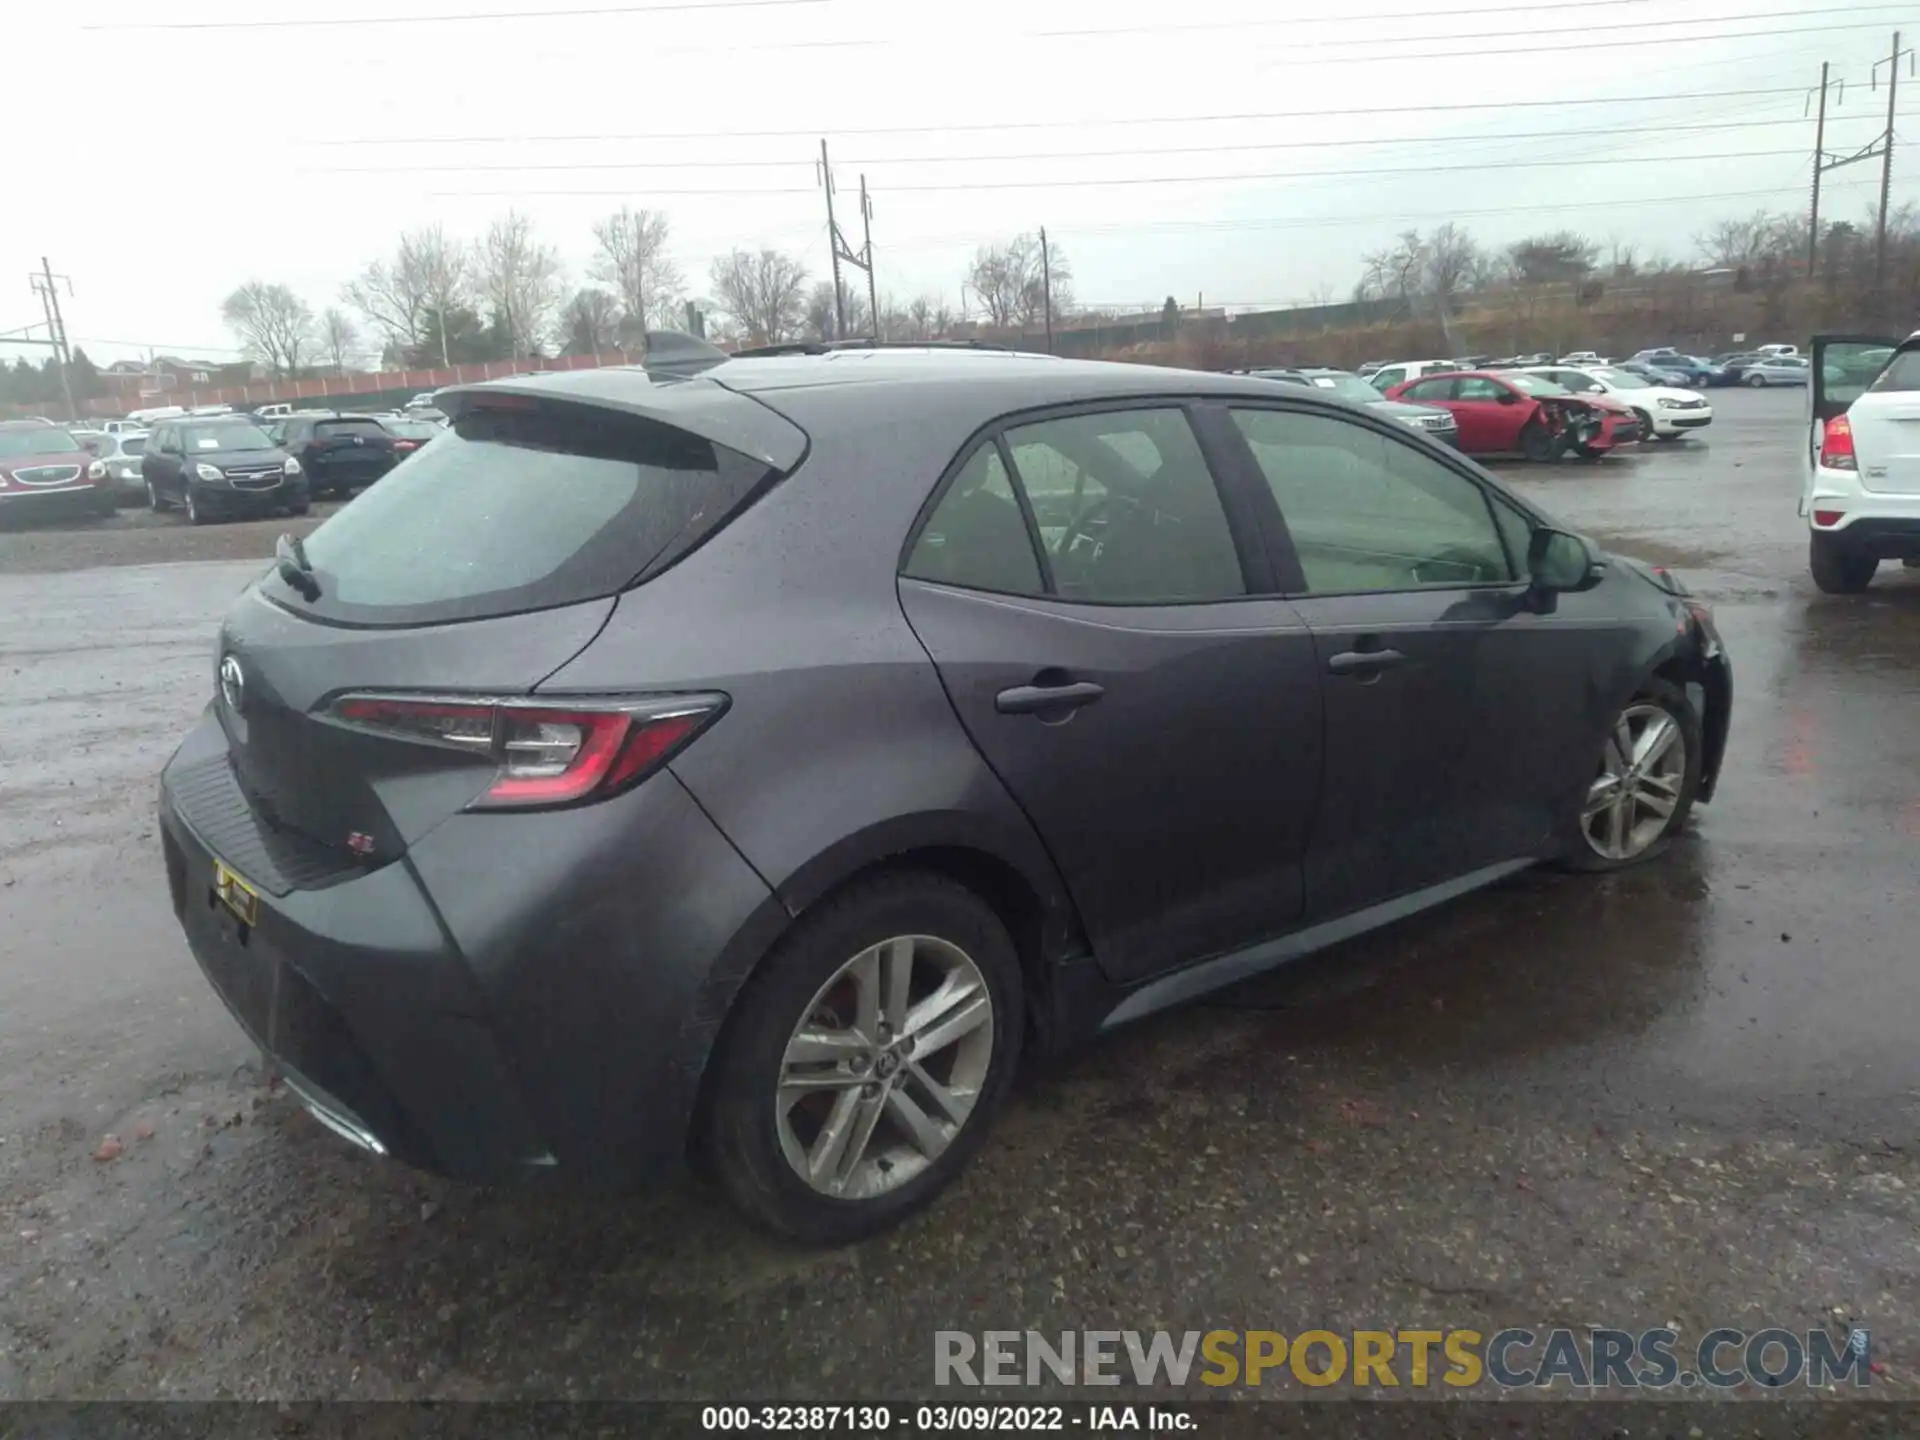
[775,934,994,1200]
[1582,703,1688,861]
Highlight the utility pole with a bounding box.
[1039,227,1053,353]
[859,176,879,341]
[29,259,77,420]
[818,139,846,336]
[1876,30,1901,284]
[1809,61,1830,275]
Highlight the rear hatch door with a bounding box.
[1815,332,1914,493]
[210,376,803,873]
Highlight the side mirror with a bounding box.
[1528,527,1606,595]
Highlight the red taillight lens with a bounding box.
[327,693,724,809]
[1820,415,1857,470]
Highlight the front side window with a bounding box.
[1454,377,1505,402]
[1231,408,1514,595]
[903,444,1043,596]
[1402,378,1455,402]
[1002,408,1245,604]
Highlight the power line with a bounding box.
[425,147,1819,197]
[304,114,1920,177]
[1033,0,1884,37]
[307,84,1825,147]
[84,0,824,29]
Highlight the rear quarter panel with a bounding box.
[533,382,1083,959]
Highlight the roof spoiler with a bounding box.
[640,329,731,378]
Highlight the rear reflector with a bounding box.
[326,693,725,809]
[1812,509,1846,527]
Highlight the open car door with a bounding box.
[1803,332,1903,515]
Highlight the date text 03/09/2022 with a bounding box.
[701,1405,1191,1432]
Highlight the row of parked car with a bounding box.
[0,400,448,525]
[1238,355,1719,462]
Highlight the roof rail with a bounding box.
[730,338,1018,358]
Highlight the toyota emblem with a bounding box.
[219,654,246,713]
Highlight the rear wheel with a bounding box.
[706,872,1023,1243]
[1560,679,1701,872]
[1746,372,1768,388]
[1809,534,1877,594]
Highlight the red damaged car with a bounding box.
[1385,370,1641,460]
[0,421,116,519]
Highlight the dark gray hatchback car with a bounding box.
[160,344,1731,1241]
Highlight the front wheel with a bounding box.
[146,478,168,513]
[706,872,1024,1244]
[1560,679,1702,872]
[1809,534,1877,594]
[1519,419,1558,462]
[184,486,211,526]
[1633,409,1655,441]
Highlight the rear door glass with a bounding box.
[266,399,777,626]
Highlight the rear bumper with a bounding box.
[1805,467,1920,556]
[159,709,783,1187]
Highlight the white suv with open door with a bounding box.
[1804,332,1920,593]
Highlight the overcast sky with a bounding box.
[5,0,1913,365]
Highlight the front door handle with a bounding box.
[1326,648,1407,677]
[996,680,1106,715]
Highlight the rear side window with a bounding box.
[1866,346,1920,395]
[270,400,777,626]
[903,445,1042,596]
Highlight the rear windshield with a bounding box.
[120,435,147,454]
[265,399,778,626]
[316,418,388,439]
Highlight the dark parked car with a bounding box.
[269,412,400,497]
[140,416,307,524]
[158,346,1732,1242]
[0,420,116,520]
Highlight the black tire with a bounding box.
[1632,409,1655,442]
[146,478,168,513]
[1809,534,1877,594]
[185,486,212,526]
[1558,676,1702,874]
[1519,419,1557,463]
[286,500,311,516]
[707,871,1024,1244]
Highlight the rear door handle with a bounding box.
[996,680,1106,714]
[1326,648,1407,677]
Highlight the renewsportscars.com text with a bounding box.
[934,1327,1873,1390]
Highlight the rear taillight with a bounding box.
[1820,415,1857,470]
[327,693,725,810]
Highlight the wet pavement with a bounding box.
[0,387,1916,1404]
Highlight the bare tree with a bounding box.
[561,288,622,355]
[802,281,873,341]
[1506,231,1598,285]
[903,295,956,340]
[1387,230,1428,311]
[707,249,809,344]
[319,307,359,372]
[1306,282,1337,307]
[589,207,686,334]
[343,225,470,366]
[476,210,564,358]
[965,234,1070,329]
[220,282,315,376]
[1423,223,1481,313]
